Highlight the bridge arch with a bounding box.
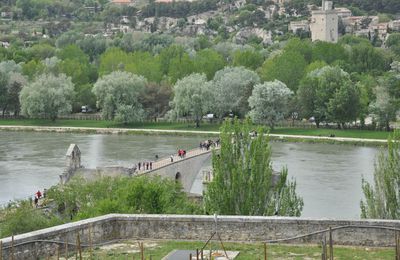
[175,172,182,183]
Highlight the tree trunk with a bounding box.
[386,120,390,132]
[315,120,320,128]
[195,116,200,128]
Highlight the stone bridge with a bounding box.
[64,145,219,193]
[135,147,217,192]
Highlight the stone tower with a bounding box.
[310,0,338,43]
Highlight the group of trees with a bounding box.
[0,33,399,129]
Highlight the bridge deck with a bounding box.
[135,145,219,175]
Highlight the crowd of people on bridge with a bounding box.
[178,149,186,158]
[131,138,220,173]
[200,139,220,151]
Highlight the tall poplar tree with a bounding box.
[204,118,303,216]
[361,131,400,219]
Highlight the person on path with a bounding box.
[150,162,153,170]
[36,190,42,199]
[170,155,174,162]
[34,196,38,208]
[138,162,141,170]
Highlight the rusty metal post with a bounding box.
[0,240,2,260]
[396,232,400,260]
[395,232,398,260]
[264,243,267,260]
[56,244,60,260]
[77,233,82,260]
[65,237,69,260]
[196,249,199,260]
[398,232,400,260]
[89,225,93,260]
[141,242,144,260]
[329,227,333,260]
[201,249,203,260]
[11,235,14,260]
[189,253,192,260]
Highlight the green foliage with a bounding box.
[297,66,353,127]
[248,80,293,129]
[260,50,307,92]
[361,131,400,219]
[0,201,62,238]
[170,73,213,127]
[48,176,200,220]
[334,0,400,14]
[327,82,361,126]
[386,33,400,58]
[213,66,260,117]
[312,41,347,64]
[284,38,313,63]
[232,49,264,70]
[348,43,391,74]
[19,73,74,121]
[193,49,226,80]
[204,118,303,216]
[142,0,218,18]
[27,43,56,60]
[93,71,146,123]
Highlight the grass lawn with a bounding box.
[0,119,393,140]
[75,240,394,259]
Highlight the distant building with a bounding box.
[111,0,134,5]
[272,0,290,5]
[370,23,389,40]
[389,20,400,31]
[335,7,352,18]
[289,20,310,33]
[310,0,338,43]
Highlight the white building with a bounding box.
[335,7,352,18]
[289,20,310,33]
[310,0,338,43]
[389,20,400,31]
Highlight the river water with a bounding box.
[0,131,380,219]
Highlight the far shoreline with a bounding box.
[0,125,387,147]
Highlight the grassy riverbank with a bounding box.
[0,119,392,140]
[83,240,394,259]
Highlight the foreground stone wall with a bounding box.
[2,214,400,259]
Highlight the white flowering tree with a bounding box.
[93,71,146,124]
[19,73,74,121]
[248,80,293,129]
[213,66,260,118]
[170,73,213,127]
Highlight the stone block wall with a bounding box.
[2,214,400,259]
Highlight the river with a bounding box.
[0,131,380,219]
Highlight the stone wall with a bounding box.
[2,214,400,259]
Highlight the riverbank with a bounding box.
[0,124,388,146]
[0,119,392,139]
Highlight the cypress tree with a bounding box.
[204,118,303,216]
